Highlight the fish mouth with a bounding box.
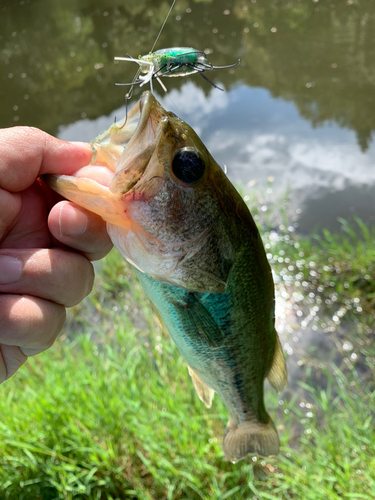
[89,91,161,168]
[107,91,168,195]
[132,91,168,147]
[41,92,172,230]
[124,91,164,152]
[123,91,156,148]
[42,92,170,216]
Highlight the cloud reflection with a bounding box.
[58,82,375,231]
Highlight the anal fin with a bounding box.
[267,332,287,392]
[188,366,214,408]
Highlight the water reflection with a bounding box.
[265,224,375,447]
[59,82,375,233]
[2,0,375,150]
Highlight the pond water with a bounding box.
[2,0,375,234]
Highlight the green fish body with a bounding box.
[44,92,287,462]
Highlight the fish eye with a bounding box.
[172,147,205,184]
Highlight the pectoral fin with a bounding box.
[151,302,216,408]
[185,293,225,348]
[266,332,287,392]
[188,366,215,408]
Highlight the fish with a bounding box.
[43,91,287,463]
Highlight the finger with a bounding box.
[0,294,66,356]
[0,188,21,241]
[0,248,95,307]
[48,201,113,261]
[0,127,93,192]
[1,182,51,249]
[0,345,28,383]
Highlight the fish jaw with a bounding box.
[42,174,130,229]
[42,92,162,230]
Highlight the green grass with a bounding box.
[1,205,375,499]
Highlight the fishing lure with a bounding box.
[114,0,240,123]
[115,47,240,93]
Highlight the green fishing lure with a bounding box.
[115,47,240,93]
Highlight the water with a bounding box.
[2,0,375,233]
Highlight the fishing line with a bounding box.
[117,0,239,127]
[119,0,177,128]
[151,0,177,53]
[164,91,182,119]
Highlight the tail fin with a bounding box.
[223,418,279,463]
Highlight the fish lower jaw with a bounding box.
[69,166,115,187]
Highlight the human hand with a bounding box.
[0,126,113,382]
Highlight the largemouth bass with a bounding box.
[44,92,287,462]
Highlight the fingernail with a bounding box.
[0,255,23,284]
[69,141,90,147]
[59,204,88,236]
[69,141,94,162]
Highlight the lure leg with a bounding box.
[199,72,224,91]
[156,77,167,93]
[153,64,168,77]
[211,59,241,70]
[115,80,144,87]
[186,64,224,91]
[189,59,240,72]
[114,57,154,88]
[154,64,184,77]
[192,62,214,71]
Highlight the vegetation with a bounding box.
[0,201,374,499]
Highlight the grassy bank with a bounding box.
[0,208,374,499]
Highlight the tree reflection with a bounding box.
[1,0,375,150]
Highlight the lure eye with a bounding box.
[172,148,205,184]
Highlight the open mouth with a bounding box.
[106,92,168,195]
[47,92,163,191]
[41,92,167,220]
[89,91,157,172]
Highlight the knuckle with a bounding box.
[63,255,94,307]
[42,305,66,351]
[22,126,47,147]
[85,261,95,296]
